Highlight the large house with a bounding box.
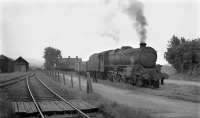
[56,56,82,71]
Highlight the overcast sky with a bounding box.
[0,0,199,65]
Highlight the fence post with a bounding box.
[87,72,93,94]
[63,73,65,85]
[50,71,52,79]
[55,71,57,81]
[57,71,60,82]
[71,74,73,88]
[54,71,56,81]
[78,74,81,91]
[56,71,58,81]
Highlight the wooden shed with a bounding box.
[14,57,29,72]
[0,55,14,73]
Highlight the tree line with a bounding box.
[43,47,62,70]
[165,35,200,75]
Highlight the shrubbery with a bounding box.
[165,35,200,74]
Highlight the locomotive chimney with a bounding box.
[140,42,146,48]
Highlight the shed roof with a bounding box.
[14,56,29,65]
[0,54,14,61]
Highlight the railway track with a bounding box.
[25,73,92,118]
[0,73,30,87]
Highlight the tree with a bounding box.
[43,47,62,70]
[165,35,200,73]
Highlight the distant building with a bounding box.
[0,55,14,73]
[56,56,82,71]
[14,57,29,72]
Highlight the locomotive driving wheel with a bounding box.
[153,80,160,88]
[136,77,143,87]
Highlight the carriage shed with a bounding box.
[13,57,29,72]
[0,55,14,73]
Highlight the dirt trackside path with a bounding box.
[166,79,200,87]
[62,74,200,118]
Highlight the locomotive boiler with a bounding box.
[87,43,168,88]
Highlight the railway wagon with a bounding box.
[87,43,168,88]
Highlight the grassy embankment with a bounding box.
[0,89,15,118]
[169,74,200,82]
[162,65,200,81]
[0,73,19,118]
[80,92,154,118]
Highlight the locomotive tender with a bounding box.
[86,43,167,88]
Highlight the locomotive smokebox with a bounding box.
[140,42,146,48]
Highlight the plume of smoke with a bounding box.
[125,1,147,43]
[101,29,120,41]
[101,0,147,43]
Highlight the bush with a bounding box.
[165,35,200,74]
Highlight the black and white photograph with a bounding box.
[0,0,199,118]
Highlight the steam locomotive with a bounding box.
[85,43,168,88]
[56,43,168,88]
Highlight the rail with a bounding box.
[36,76,91,118]
[26,75,45,118]
[0,73,30,87]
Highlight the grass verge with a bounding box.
[169,73,200,82]
[79,92,154,118]
[0,89,15,118]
